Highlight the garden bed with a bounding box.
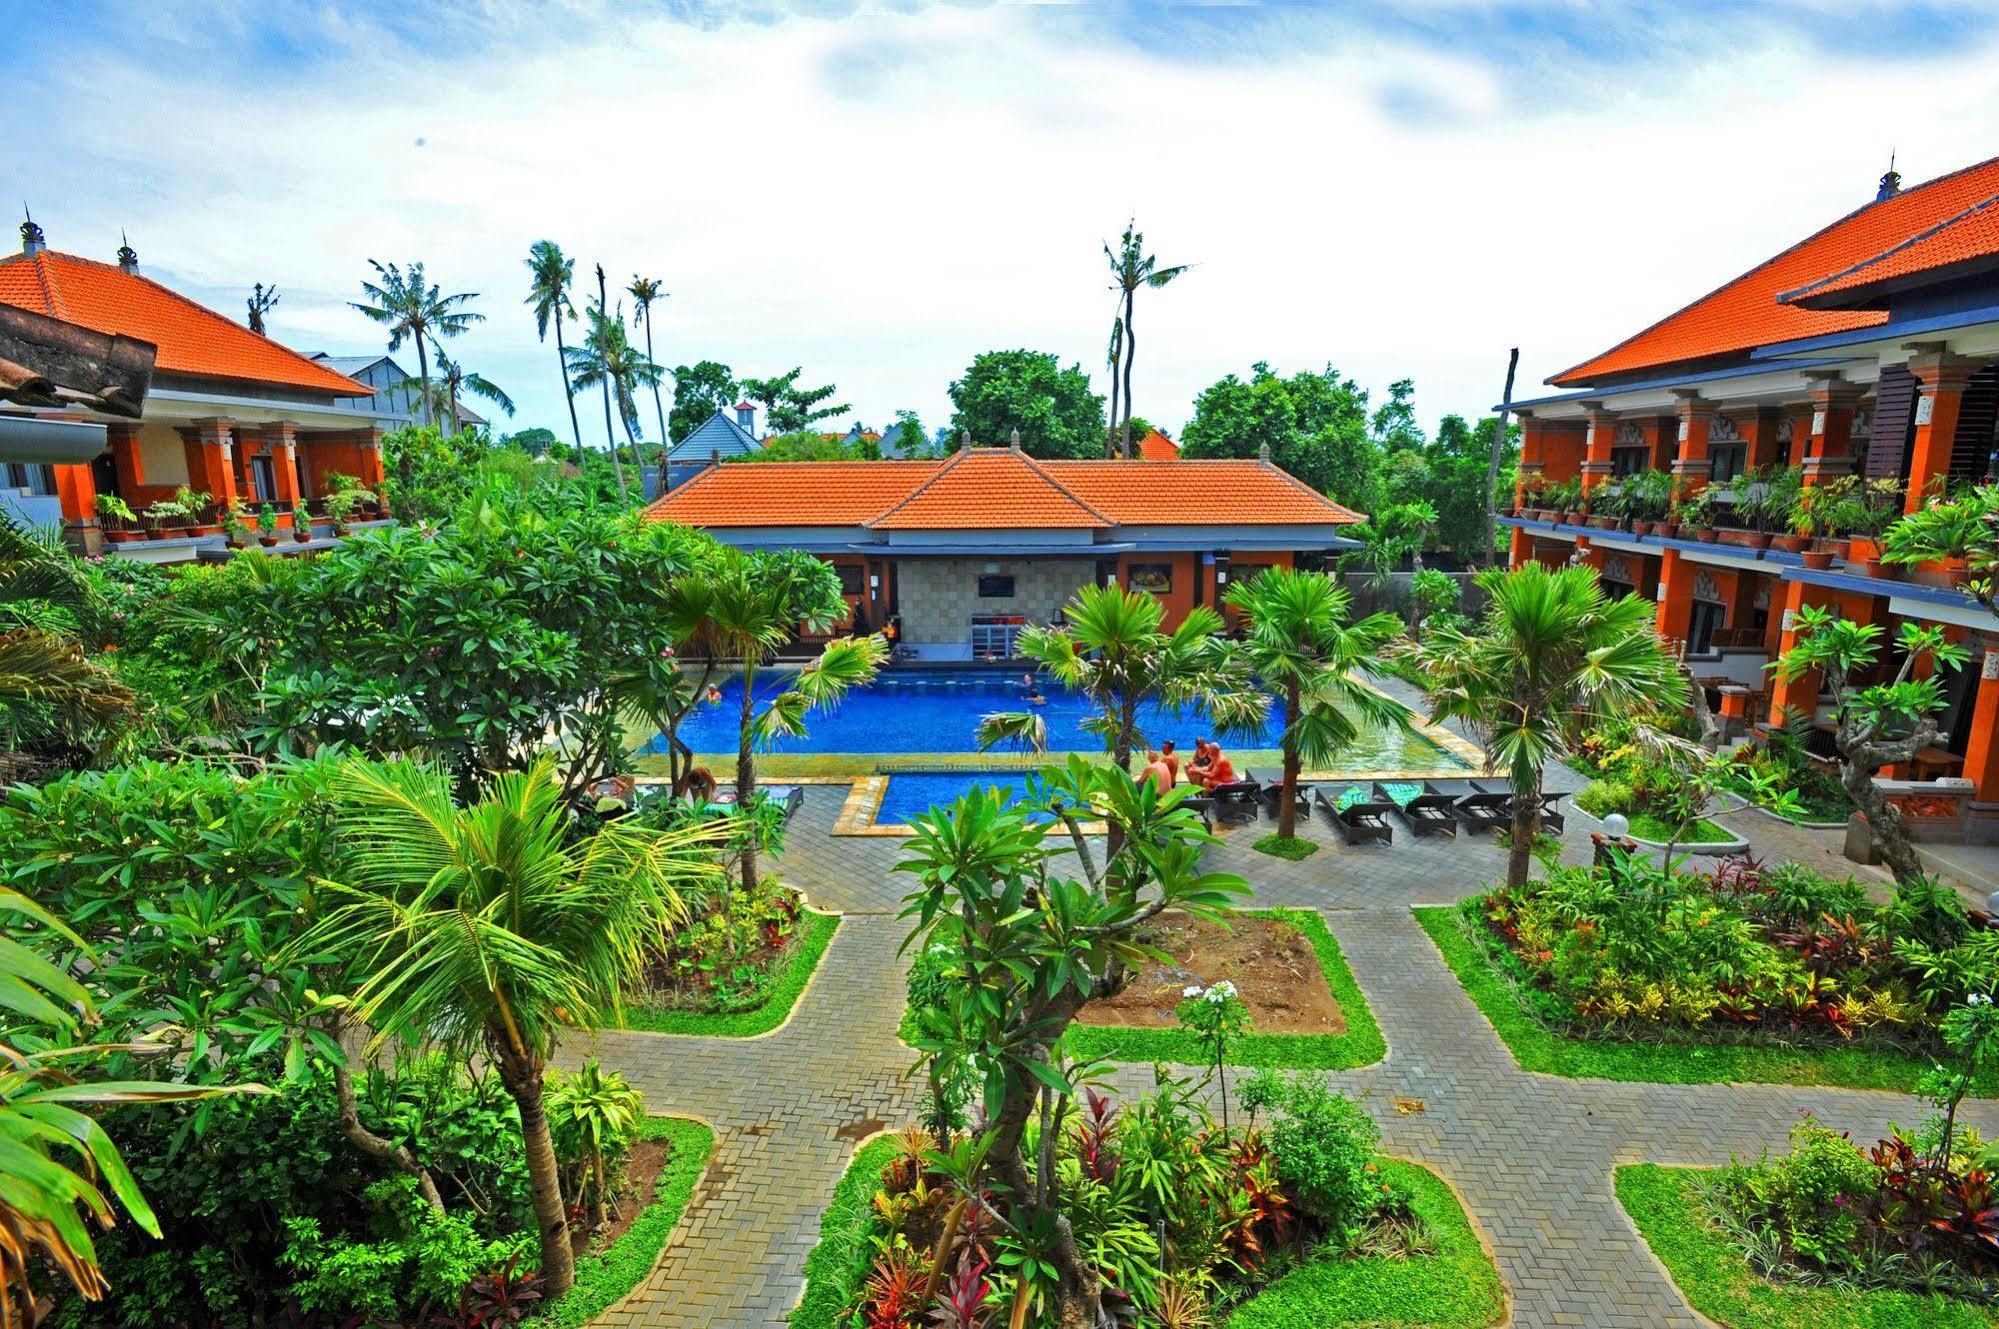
[1616,1164,1999,1329]
[622,908,839,1037]
[543,1116,715,1328]
[1415,901,1991,1093]
[1079,911,1347,1037]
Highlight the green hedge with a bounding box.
[1615,1164,1999,1329]
[1227,1158,1505,1328]
[622,910,839,1037]
[542,1116,715,1327]
[1415,906,1973,1092]
[789,1134,898,1329]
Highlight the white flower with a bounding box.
[1182,984,1205,999]
[1972,993,1993,1007]
[1206,980,1238,1003]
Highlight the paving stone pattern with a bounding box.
[570,779,1999,1328]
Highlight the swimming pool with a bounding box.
[873,771,1046,825]
[656,667,1471,772]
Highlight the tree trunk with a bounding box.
[1279,678,1300,840]
[1841,746,1928,886]
[1106,318,1121,461]
[643,312,669,458]
[1483,348,1519,567]
[554,318,584,450]
[738,660,759,893]
[596,268,629,506]
[591,1150,609,1232]
[496,1048,575,1296]
[619,406,646,504]
[415,334,434,432]
[1506,780,1539,892]
[1119,289,1136,459]
[333,1062,445,1215]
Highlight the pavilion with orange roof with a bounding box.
[646,435,1363,659]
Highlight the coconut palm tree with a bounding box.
[524,241,585,451]
[662,550,887,892]
[566,292,662,507]
[1104,312,1123,459]
[350,261,483,431]
[395,351,516,434]
[294,756,729,1297]
[627,275,670,449]
[1104,221,1190,458]
[1226,567,1411,840]
[1411,561,1683,891]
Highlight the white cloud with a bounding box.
[16,3,1999,444]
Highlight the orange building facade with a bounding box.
[1501,156,1999,841]
[0,228,391,562]
[645,441,1355,660]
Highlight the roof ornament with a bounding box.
[20,206,44,255]
[1877,150,1901,202]
[1009,427,1021,452]
[958,429,970,451]
[1258,442,1271,464]
[116,231,138,273]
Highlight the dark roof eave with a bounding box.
[1748,303,1999,360]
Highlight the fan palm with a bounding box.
[0,519,132,769]
[1226,567,1410,839]
[663,550,886,892]
[627,275,671,450]
[293,756,729,1296]
[524,240,585,450]
[1410,561,1683,890]
[350,260,483,431]
[1104,221,1190,458]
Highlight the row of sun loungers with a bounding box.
[1176,771,1561,847]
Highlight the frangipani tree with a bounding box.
[1772,606,1968,885]
[1226,566,1410,839]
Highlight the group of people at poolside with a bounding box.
[1139,739,1236,795]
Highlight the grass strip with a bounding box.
[1626,812,1738,844]
[622,910,839,1037]
[542,1117,715,1328]
[1252,833,1320,861]
[789,1135,900,1328]
[1414,905,1978,1092]
[1228,1158,1506,1328]
[1615,1164,1999,1328]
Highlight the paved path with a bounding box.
[569,783,1999,1328]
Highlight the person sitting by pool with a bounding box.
[1185,739,1215,784]
[1021,672,1047,705]
[1160,739,1182,784]
[1140,749,1174,795]
[1194,743,1237,790]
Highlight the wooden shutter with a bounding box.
[1867,364,1919,479]
[1949,365,1999,482]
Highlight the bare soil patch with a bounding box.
[1079,911,1345,1035]
[574,1135,668,1255]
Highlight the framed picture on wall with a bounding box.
[1127,563,1173,595]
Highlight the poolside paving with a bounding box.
[567,781,1999,1329]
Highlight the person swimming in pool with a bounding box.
[1022,672,1047,705]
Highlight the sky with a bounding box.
[10,0,1999,446]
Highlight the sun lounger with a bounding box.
[1313,785,1392,845]
[1178,793,1216,833]
[1206,779,1263,825]
[717,783,805,821]
[1246,770,1312,817]
[1468,781,1564,836]
[1373,781,1458,839]
[1451,783,1511,833]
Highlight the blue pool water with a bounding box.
[874,771,1047,825]
[653,668,1468,770]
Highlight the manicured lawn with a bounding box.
[1253,833,1320,861]
[1616,1164,1999,1328]
[1414,906,1977,1093]
[543,1117,715,1328]
[1227,1158,1506,1328]
[622,910,839,1037]
[789,1134,899,1329]
[1060,909,1384,1069]
[1627,812,1736,844]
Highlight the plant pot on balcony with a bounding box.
[1656,520,1681,539]
[293,524,313,544]
[1800,547,1836,570]
[1589,515,1620,530]
[1630,519,1654,537]
[257,534,280,548]
[1694,528,1718,543]
[103,527,143,544]
[1769,534,1807,554]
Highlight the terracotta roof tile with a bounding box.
[1040,459,1363,525]
[1135,428,1178,461]
[1780,192,1999,307]
[0,249,368,396]
[1552,156,1999,386]
[644,460,943,526]
[870,449,1109,530]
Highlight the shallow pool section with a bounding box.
[659,667,1470,772]
[873,771,1042,825]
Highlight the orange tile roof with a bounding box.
[0,249,369,396]
[647,460,944,527]
[1135,428,1178,461]
[871,448,1109,529]
[642,449,1363,531]
[1552,156,1999,386]
[1781,191,1999,307]
[1040,459,1364,525]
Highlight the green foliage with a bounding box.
[547,1058,644,1176]
[1717,1116,1877,1266]
[544,1117,714,1329]
[947,349,1106,458]
[1180,361,1377,510]
[740,367,849,435]
[734,429,876,463]
[1251,833,1319,860]
[668,359,738,443]
[1238,1071,1379,1237]
[622,909,839,1037]
[1407,568,1460,628]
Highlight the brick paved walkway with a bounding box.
[570,781,1999,1328]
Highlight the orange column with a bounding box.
[1672,392,1714,500]
[1513,411,1545,508]
[1963,649,1999,804]
[266,423,302,519]
[1801,374,1859,488]
[1903,348,1980,510]
[1655,548,1696,646]
[181,424,236,507]
[106,422,145,498]
[1642,415,1676,473]
[1581,407,1616,494]
[1741,407,1785,472]
[359,427,387,493]
[1784,406,1813,469]
[52,463,96,524]
[1768,579,1837,726]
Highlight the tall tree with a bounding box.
[524,241,585,450]
[350,261,482,432]
[245,282,280,336]
[947,349,1105,459]
[1180,361,1376,508]
[394,350,515,433]
[627,275,670,450]
[1412,562,1683,891]
[565,270,662,506]
[1226,567,1410,840]
[297,756,727,1298]
[1369,378,1425,454]
[1104,312,1123,459]
[669,360,738,444]
[1103,220,1191,458]
[739,368,849,435]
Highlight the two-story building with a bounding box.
[646,438,1364,659]
[0,223,392,561]
[1500,154,1999,841]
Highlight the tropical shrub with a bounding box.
[637,872,805,1012]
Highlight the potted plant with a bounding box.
[218,502,251,548]
[1588,485,1624,530]
[1544,477,1584,525]
[1676,487,1718,541]
[1622,470,1670,535]
[1790,475,1857,569]
[292,502,314,542]
[141,497,193,537]
[174,487,218,536]
[1843,478,1905,577]
[95,493,142,542]
[322,481,377,537]
[256,505,280,548]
